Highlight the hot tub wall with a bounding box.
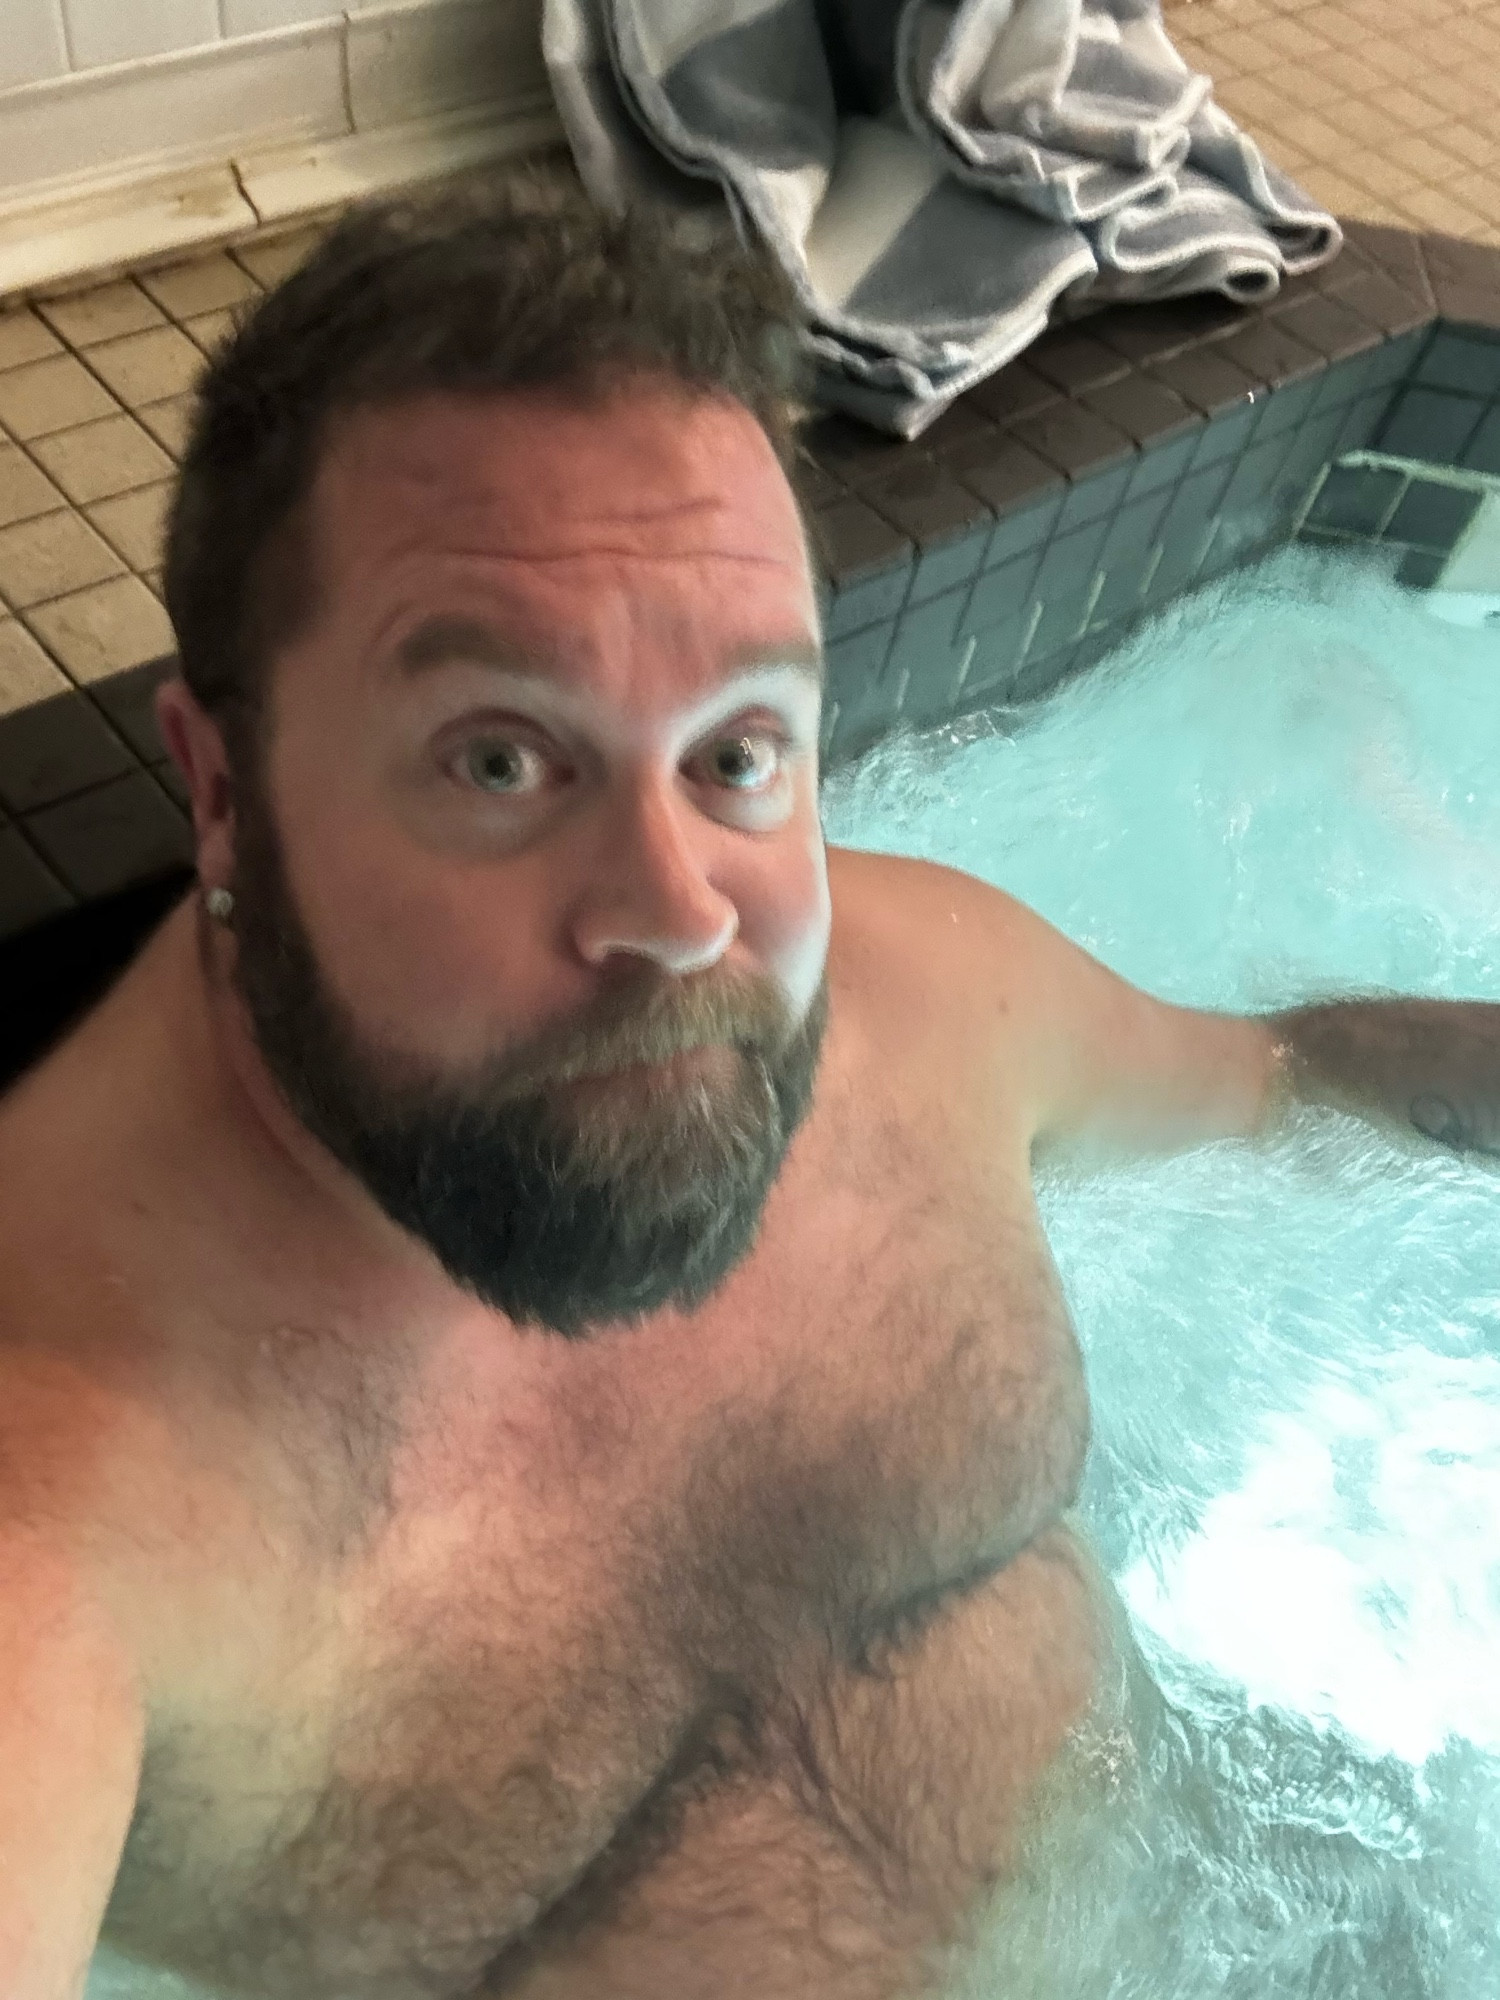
[807,226,1500,770]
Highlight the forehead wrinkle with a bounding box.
[485,493,724,524]
[439,542,798,569]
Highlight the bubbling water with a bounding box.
[821,542,1500,1997]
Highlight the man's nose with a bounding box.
[570,774,737,976]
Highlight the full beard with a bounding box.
[220,765,829,1338]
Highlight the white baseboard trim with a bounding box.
[0,0,564,303]
[242,99,565,230]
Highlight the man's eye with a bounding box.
[459,736,537,794]
[706,732,787,791]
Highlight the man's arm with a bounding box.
[1269,998,1500,1162]
[888,859,1279,1164]
[922,863,1500,1168]
[0,1520,146,1999]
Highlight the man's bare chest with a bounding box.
[100,1130,1092,1999]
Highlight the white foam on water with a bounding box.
[1118,1343,1500,1770]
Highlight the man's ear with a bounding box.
[155,676,236,892]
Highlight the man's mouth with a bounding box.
[559,1043,735,1091]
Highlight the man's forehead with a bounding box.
[321,388,802,553]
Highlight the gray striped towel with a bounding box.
[542,0,1342,437]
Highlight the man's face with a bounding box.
[222,382,832,1338]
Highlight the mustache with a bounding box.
[484,966,792,1101]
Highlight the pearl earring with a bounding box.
[205,886,235,923]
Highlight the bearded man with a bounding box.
[3,168,1496,2000]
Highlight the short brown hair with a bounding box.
[162,163,812,765]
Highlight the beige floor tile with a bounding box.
[1396,183,1495,233]
[1384,130,1471,182]
[1445,170,1500,226]
[1441,74,1500,120]
[1261,106,1349,155]
[1215,73,1288,124]
[231,224,327,290]
[0,355,119,441]
[28,414,174,508]
[1255,13,1333,56]
[1347,37,1417,81]
[1200,24,1282,69]
[1320,95,1394,148]
[137,253,261,321]
[1440,122,1500,169]
[0,310,62,373]
[0,448,66,530]
[1293,164,1375,213]
[1191,37,1246,80]
[1342,150,1423,200]
[1171,32,1213,71]
[82,327,204,410]
[134,396,197,459]
[142,568,165,600]
[1400,21,1467,65]
[1365,82,1448,128]
[181,309,242,358]
[1339,0,1413,25]
[1337,193,1411,226]
[85,483,172,573]
[1296,3,1372,45]
[1305,48,1393,93]
[34,281,164,349]
[0,510,124,610]
[24,576,175,684]
[1451,14,1500,56]
[0,617,70,712]
[1271,63,1345,107]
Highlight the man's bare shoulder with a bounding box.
[0,1498,148,2000]
[822,845,1056,1124]
[825,844,1046,1002]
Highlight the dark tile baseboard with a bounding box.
[0,865,190,1091]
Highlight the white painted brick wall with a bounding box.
[1,0,459,87]
[63,0,221,68]
[1,0,69,90]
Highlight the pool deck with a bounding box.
[1163,0,1500,249]
[1,0,1500,1039]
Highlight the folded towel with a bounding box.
[542,0,1342,437]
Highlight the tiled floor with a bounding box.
[0,1,1498,930]
[0,221,327,907]
[1164,0,1500,245]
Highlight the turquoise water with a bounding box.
[820,542,1500,1997]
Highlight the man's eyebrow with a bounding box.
[395,617,553,678]
[393,615,824,688]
